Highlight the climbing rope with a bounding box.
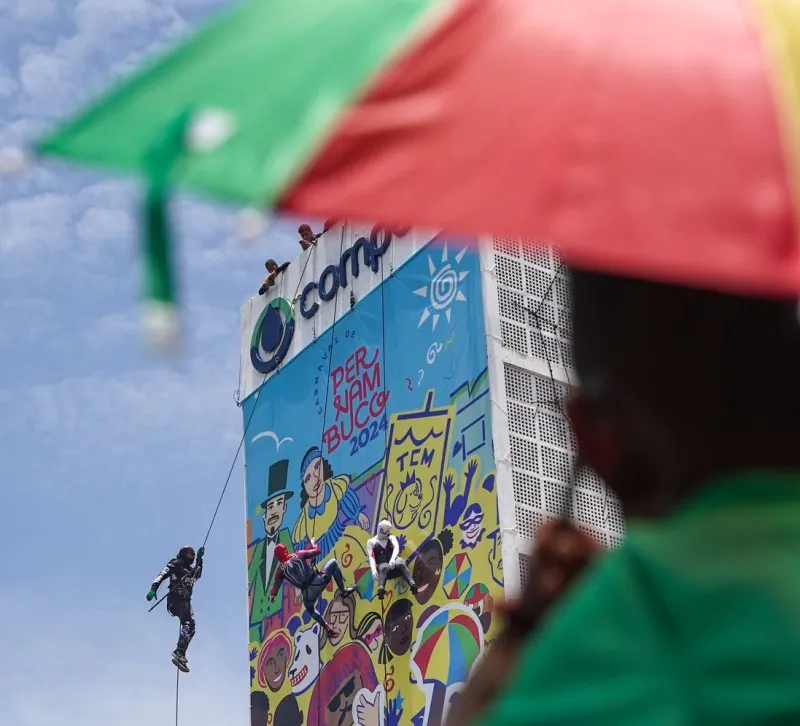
[378,234,392,701]
[522,260,580,522]
[203,250,320,548]
[154,243,320,726]
[520,254,616,642]
[306,224,347,557]
[308,225,346,726]
[174,648,181,726]
[202,245,320,549]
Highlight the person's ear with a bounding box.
[566,396,619,483]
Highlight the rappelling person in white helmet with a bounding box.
[367,519,417,600]
[146,544,204,672]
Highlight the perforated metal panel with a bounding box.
[492,236,626,556]
[518,552,532,588]
[493,236,575,373]
[505,362,625,551]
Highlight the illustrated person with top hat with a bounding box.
[248,459,295,642]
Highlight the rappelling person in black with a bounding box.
[146,545,204,673]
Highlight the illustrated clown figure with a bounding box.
[292,446,369,559]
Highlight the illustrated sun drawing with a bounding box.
[414,244,469,331]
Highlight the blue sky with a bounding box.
[0,1,321,722]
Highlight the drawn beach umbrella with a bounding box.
[442,553,472,600]
[412,606,482,687]
[464,583,490,607]
[32,0,800,343]
[354,564,375,601]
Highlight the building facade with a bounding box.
[238,223,624,726]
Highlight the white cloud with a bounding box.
[0,117,48,146]
[9,0,190,120]
[73,0,176,36]
[4,0,58,24]
[0,5,262,721]
[0,192,73,256]
[75,180,135,209]
[0,62,19,100]
[80,310,140,349]
[9,358,237,444]
[18,46,76,107]
[75,206,136,245]
[0,297,55,348]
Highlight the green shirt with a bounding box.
[478,471,800,725]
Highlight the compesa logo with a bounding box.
[250,297,295,374]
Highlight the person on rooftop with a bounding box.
[298,219,339,250]
[258,258,289,295]
[298,225,316,251]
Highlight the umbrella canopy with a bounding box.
[34,0,800,301]
[412,606,482,684]
[442,552,472,599]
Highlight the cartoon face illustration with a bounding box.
[263,494,287,537]
[275,694,304,726]
[250,691,269,726]
[327,592,355,647]
[289,623,321,694]
[302,451,326,501]
[355,612,383,654]
[393,473,424,526]
[459,503,485,549]
[258,631,291,692]
[385,599,414,656]
[364,620,383,653]
[412,540,443,605]
[309,643,378,726]
[487,529,503,587]
[326,670,364,726]
[464,584,494,634]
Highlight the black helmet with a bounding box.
[178,546,195,564]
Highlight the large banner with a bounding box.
[243,237,502,726]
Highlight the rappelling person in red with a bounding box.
[269,536,356,639]
[146,545,204,673]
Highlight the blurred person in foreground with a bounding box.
[449,268,800,726]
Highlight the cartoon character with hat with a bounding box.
[248,459,295,642]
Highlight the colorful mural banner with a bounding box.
[243,237,502,726]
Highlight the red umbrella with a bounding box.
[35,0,800,303]
[280,0,800,298]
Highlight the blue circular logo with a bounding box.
[250,297,295,374]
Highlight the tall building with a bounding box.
[238,223,625,726]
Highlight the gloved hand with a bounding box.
[197,546,205,560]
[146,589,157,601]
[389,558,396,568]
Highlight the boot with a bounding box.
[409,581,418,595]
[377,587,386,600]
[172,649,190,673]
[324,623,338,639]
[340,585,357,598]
